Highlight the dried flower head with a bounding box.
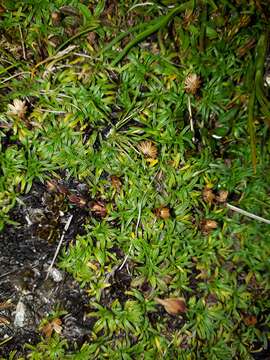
[183,10,198,29]
[51,11,61,26]
[202,187,215,204]
[216,190,228,203]
[155,297,187,315]
[91,201,107,218]
[111,175,122,192]
[184,74,201,95]
[138,141,157,159]
[7,99,27,119]
[201,219,218,233]
[68,194,87,208]
[154,207,171,220]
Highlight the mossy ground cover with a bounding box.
[0,1,270,359]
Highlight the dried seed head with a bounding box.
[68,194,87,207]
[202,187,215,204]
[216,190,228,203]
[184,74,201,95]
[46,180,58,192]
[155,297,187,315]
[201,219,218,233]
[111,175,122,192]
[51,11,61,26]
[243,314,257,326]
[154,207,170,219]
[91,201,107,217]
[138,141,158,159]
[7,99,27,119]
[183,10,198,28]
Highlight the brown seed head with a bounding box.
[138,141,158,159]
[201,219,218,233]
[51,11,61,25]
[91,201,107,217]
[202,187,215,204]
[184,74,201,95]
[154,207,170,219]
[111,175,122,192]
[68,194,87,207]
[216,190,228,203]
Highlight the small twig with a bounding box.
[118,202,142,271]
[226,203,270,225]
[45,215,73,280]
[0,71,31,84]
[187,96,195,142]
[19,25,26,60]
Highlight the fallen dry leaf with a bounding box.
[154,297,187,315]
[0,316,10,325]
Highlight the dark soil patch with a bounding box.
[0,180,93,357]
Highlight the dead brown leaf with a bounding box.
[154,297,187,315]
[0,316,10,325]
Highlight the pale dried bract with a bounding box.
[7,99,27,119]
[138,141,158,159]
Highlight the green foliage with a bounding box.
[1,0,270,358]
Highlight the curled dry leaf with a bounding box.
[184,73,201,95]
[216,190,228,203]
[138,141,158,159]
[201,219,218,233]
[42,318,62,338]
[154,207,171,219]
[154,297,187,315]
[202,187,215,204]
